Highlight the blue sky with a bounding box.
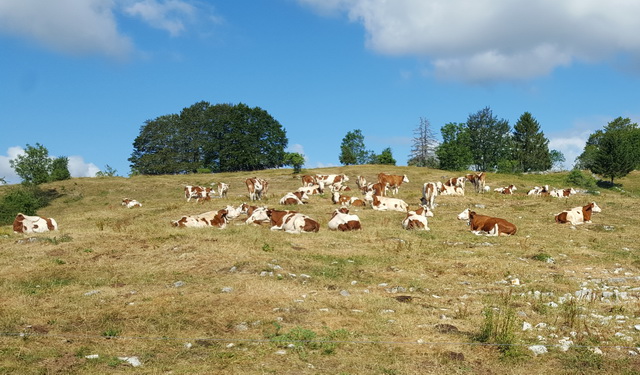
[1,0,639,184]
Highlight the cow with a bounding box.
[528,185,550,196]
[297,183,324,195]
[457,208,517,236]
[279,191,309,205]
[301,175,317,186]
[550,188,577,198]
[402,205,434,230]
[171,209,228,229]
[444,176,466,188]
[555,202,602,225]
[122,198,142,208]
[494,185,517,194]
[355,176,367,191]
[316,174,349,186]
[246,177,268,201]
[267,209,319,234]
[13,213,58,234]
[328,207,362,231]
[365,191,409,212]
[184,185,214,202]
[378,173,409,195]
[465,172,486,193]
[328,183,351,192]
[245,206,270,225]
[217,183,229,198]
[420,182,438,210]
[331,191,367,207]
[361,182,388,196]
[437,181,464,196]
[223,204,246,220]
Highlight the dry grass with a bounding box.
[2,167,640,374]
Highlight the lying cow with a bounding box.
[437,181,464,196]
[328,207,362,231]
[457,208,517,236]
[280,191,309,205]
[555,202,601,225]
[550,188,577,198]
[365,191,408,212]
[245,206,270,225]
[301,175,317,186]
[494,185,517,194]
[328,183,351,192]
[122,198,142,208]
[316,174,349,186]
[267,209,319,234]
[331,191,366,207]
[171,209,228,229]
[402,205,434,230]
[297,184,324,195]
[13,213,58,234]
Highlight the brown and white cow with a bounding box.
[246,177,268,201]
[171,209,228,229]
[217,182,229,198]
[365,191,409,212]
[444,176,466,188]
[122,198,142,208]
[457,208,517,236]
[437,181,464,196]
[245,206,269,225]
[297,183,324,195]
[316,174,349,186]
[279,191,309,205]
[494,185,517,194]
[328,183,351,192]
[328,207,362,231]
[331,191,367,207]
[550,188,577,198]
[555,202,601,225]
[421,182,438,210]
[402,205,434,230]
[378,173,409,195]
[465,172,486,193]
[355,176,367,191]
[13,213,58,234]
[267,209,319,234]
[301,175,318,186]
[184,185,214,202]
[361,182,388,196]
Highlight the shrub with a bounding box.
[566,169,597,190]
[0,186,58,225]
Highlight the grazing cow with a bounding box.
[328,207,362,231]
[402,205,434,230]
[245,177,268,201]
[122,198,142,208]
[316,174,349,186]
[301,175,317,186]
[494,185,517,194]
[550,188,577,198]
[331,191,367,207]
[465,172,486,193]
[267,209,319,234]
[13,213,58,234]
[421,182,438,210]
[437,181,464,196]
[279,191,309,205]
[555,202,602,225]
[378,173,409,195]
[184,185,214,202]
[217,183,229,198]
[365,191,409,212]
[171,209,228,229]
[297,183,324,195]
[457,208,517,236]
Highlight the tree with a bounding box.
[95,165,118,177]
[466,107,511,171]
[408,117,438,167]
[575,117,640,170]
[339,129,373,165]
[512,112,552,172]
[10,143,53,185]
[0,177,5,184]
[50,156,71,181]
[129,101,288,174]
[373,147,396,165]
[591,126,636,183]
[284,152,305,174]
[435,122,473,171]
[549,150,566,170]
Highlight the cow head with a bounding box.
[457,208,471,221]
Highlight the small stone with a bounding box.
[275,350,287,355]
[340,290,350,297]
[118,356,142,367]
[522,322,532,331]
[85,354,99,359]
[173,281,185,288]
[221,287,233,293]
[529,345,548,356]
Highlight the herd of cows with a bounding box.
[10,171,602,236]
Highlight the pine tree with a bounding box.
[466,107,511,172]
[512,112,551,172]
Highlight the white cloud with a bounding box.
[298,0,640,82]
[123,0,196,37]
[68,156,101,178]
[0,147,101,184]
[0,0,133,60]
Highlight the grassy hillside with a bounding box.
[2,166,640,374]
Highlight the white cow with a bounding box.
[328,207,362,231]
[13,213,58,234]
[365,191,409,212]
[402,205,434,230]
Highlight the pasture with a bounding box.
[2,166,640,374]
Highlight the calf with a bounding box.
[402,205,434,230]
[171,209,228,229]
[421,182,438,210]
[328,207,362,231]
[13,213,58,234]
[365,191,409,212]
[122,198,142,208]
[280,191,309,205]
[457,208,517,236]
[494,185,517,194]
[331,191,366,207]
[555,202,601,225]
[378,173,409,195]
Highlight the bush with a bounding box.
[566,169,597,189]
[0,186,58,225]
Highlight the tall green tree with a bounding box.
[10,143,53,185]
[466,107,511,171]
[50,156,71,182]
[408,117,438,167]
[550,150,566,170]
[588,117,639,183]
[284,152,305,174]
[575,117,640,170]
[339,129,373,165]
[129,101,288,174]
[512,112,552,172]
[436,122,473,171]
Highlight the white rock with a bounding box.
[522,322,532,331]
[85,354,99,359]
[558,338,573,352]
[528,345,548,356]
[118,356,142,367]
[590,347,603,355]
[275,350,287,355]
